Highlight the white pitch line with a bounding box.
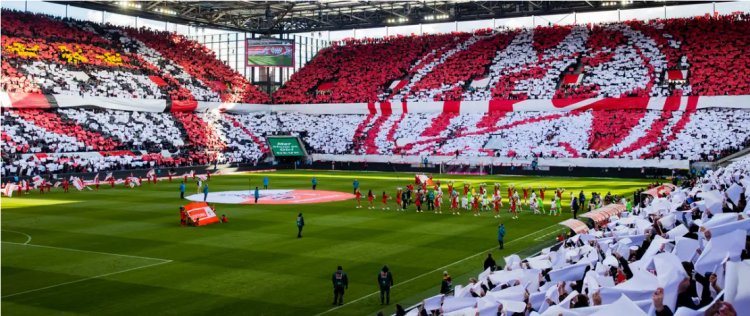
[534,227,565,241]
[2,230,32,245]
[1,242,172,263]
[313,223,560,316]
[1,260,172,298]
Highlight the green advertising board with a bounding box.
[267,137,305,156]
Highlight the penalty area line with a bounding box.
[313,223,560,316]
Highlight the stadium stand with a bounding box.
[232,109,749,161]
[4,107,750,179]
[2,10,750,179]
[274,14,750,103]
[0,10,267,103]
[9,109,121,151]
[403,156,750,315]
[273,32,472,104]
[199,110,268,163]
[0,108,270,177]
[2,4,750,316]
[2,11,749,106]
[57,108,185,151]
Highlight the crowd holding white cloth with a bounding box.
[406,157,750,316]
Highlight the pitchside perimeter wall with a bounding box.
[18,160,674,185]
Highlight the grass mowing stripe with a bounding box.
[1,260,172,298]
[313,223,560,316]
[1,242,172,263]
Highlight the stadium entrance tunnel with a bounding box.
[185,189,354,204]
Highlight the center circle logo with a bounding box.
[185,189,355,205]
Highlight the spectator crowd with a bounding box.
[404,157,750,315]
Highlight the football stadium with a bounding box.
[1,1,749,315]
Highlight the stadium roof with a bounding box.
[54,1,713,34]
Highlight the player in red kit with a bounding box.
[434,190,442,214]
[395,188,402,211]
[540,187,546,201]
[510,196,518,219]
[367,189,375,209]
[381,191,390,210]
[522,187,529,205]
[507,185,513,200]
[355,189,362,208]
[179,206,187,226]
[450,192,459,215]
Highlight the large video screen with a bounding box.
[267,137,305,156]
[245,38,294,67]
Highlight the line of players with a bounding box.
[354,181,566,219]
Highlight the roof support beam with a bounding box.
[266,3,296,31]
[145,1,162,11]
[424,3,449,15]
[210,12,226,23]
[300,16,335,27]
[475,2,495,14]
[180,7,196,15]
[341,11,369,23]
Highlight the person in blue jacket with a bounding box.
[497,223,506,250]
[179,181,186,199]
[254,186,260,204]
[312,177,318,190]
[202,184,209,202]
[263,176,269,189]
[353,179,359,194]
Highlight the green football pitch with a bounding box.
[248,55,293,67]
[1,170,651,315]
